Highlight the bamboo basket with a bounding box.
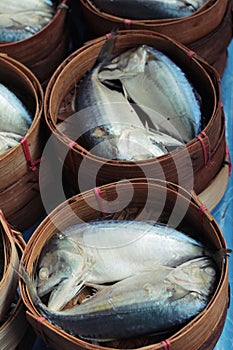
[0,212,30,350]
[188,1,233,76]
[0,54,45,231]
[0,0,70,87]
[78,0,232,75]
[19,178,229,350]
[44,30,229,211]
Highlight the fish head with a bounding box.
[168,257,217,297]
[36,236,84,297]
[99,46,148,80]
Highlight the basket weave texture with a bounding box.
[0,54,45,231]
[19,178,229,350]
[44,30,228,200]
[0,211,29,350]
[0,0,70,86]
[79,0,232,76]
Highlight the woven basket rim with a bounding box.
[44,30,219,164]
[0,211,20,320]
[19,178,229,349]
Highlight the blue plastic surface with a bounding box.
[212,39,233,350]
[30,41,233,349]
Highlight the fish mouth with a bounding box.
[37,276,68,297]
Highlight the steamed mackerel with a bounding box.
[0,83,32,136]
[99,45,201,143]
[0,132,22,155]
[91,0,206,20]
[75,54,183,160]
[0,11,53,42]
[37,220,212,311]
[23,257,217,341]
[0,0,53,13]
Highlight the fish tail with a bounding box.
[19,263,39,305]
[97,30,118,66]
[212,248,232,269]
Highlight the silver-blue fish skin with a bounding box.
[0,0,54,42]
[99,45,201,143]
[36,220,212,311]
[91,0,206,20]
[31,257,217,341]
[0,0,53,13]
[75,59,182,160]
[0,83,32,135]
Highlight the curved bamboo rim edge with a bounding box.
[44,30,220,164]
[198,153,230,211]
[19,178,229,349]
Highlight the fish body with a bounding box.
[37,220,211,311]
[0,83,32,135]
[23,257,217,340]
[75,50,183,160]
[0,11,53,42]
[91,0,206,20]
[0,0,53,13]
[0,132,22,155]
[0,0,54,42]
[99,45,201,143]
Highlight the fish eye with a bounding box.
[38,267,50,280]
[204,267,216,277]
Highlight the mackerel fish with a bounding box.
[0,132,22,155]
[91,0,206,20]
[36,220,215,311]
[0,83,32,154]
[0,11,53,42]
[21,257,217,341]
[99,45,201,143]
[0,0,54,42]
[0,0,53,13]
[75,39,184,160]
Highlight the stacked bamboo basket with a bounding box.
[0,0,70,87]
[0,211,31,350]
[0,1,232,349]
[44,30,230,211]
[19,178,229,350]
[0,54,45,231]
[78,0,233,76]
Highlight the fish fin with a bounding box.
[213,248,232,268]
[122,84,130,100]
[79,334,115,343]
[85,282,108,290]
[168,284,190,301]
[97,30,118,66]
